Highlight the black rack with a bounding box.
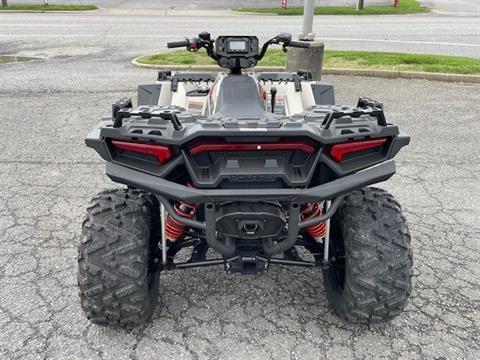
[112,104,184,130]
[171,73,216,92]
[257,70,312,92]
[112,97,132,127]
[321,97,387,129]
[357,96,384,110]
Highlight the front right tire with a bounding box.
[78,189,160,327]
[322,187,413,323]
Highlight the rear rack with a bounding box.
[108,96,389,140]
[320,97,387,130]
[112,102,185,130]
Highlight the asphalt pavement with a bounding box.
[0,11,479,61]
[0,6,480,360]
[423,0,480,14]
[9,0,480,13]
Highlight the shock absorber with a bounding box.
[301,202,327,242]
[165,184,198,241]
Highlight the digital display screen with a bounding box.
[229,40,247,52]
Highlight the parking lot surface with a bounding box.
[0,12,479,360]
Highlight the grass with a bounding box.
[0,55,35,64]
[0,4,97,11]
[136,49,480,75]
[234,0,428,15]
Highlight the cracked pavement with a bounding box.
[1,11,480,360]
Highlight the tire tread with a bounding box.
[323,187,413,323]
[78,188,160,327]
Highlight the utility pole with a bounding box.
[357,0,365,11]
[300,0,315,40]
[286,0,325,80]
[2,0,8,9]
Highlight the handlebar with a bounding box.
[289,40,310,49]
[167,40,190,49]
[257,34,310,60]
[165,33,310,72]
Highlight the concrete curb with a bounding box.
[131,57,480,84]
[321,68,480,83]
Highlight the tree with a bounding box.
[357,0,365,10]
[2,0,8,9]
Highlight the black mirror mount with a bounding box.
[199,31,211,41]
[276,33,293,45]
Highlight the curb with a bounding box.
[131,57,480,84]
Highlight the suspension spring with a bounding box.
[301,202,327,241]
[165,184,198,241]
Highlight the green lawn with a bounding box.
[0,55,35,64]
[234,0,428,15]
[0,4,97,11]
[136,49,480,75]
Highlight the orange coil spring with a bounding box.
[165,202,197,241]
[165,183,198,241]
[301,203,327,239]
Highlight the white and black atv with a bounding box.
[80,32,412,327]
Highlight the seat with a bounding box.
[214,75,266,118]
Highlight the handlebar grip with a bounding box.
[289,40,310,49]
[167,40,189,49]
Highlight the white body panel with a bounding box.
[155,72,325,117]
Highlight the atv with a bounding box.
[79,32,412,327]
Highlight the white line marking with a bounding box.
[0,34,178,38]
[0,34,478,49]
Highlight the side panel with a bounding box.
[284,82,305,116]
[310,83,335,105]
[138,84,162,106]
[171,81,211,113]
[158,81,173,106]
[257,80,303,116]
[137,82,174,106]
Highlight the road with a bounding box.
[10,0,480,12]
[423,0,480,14]
[0,11,479,63]
[10,0,392,10]
[0,6,480,360]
